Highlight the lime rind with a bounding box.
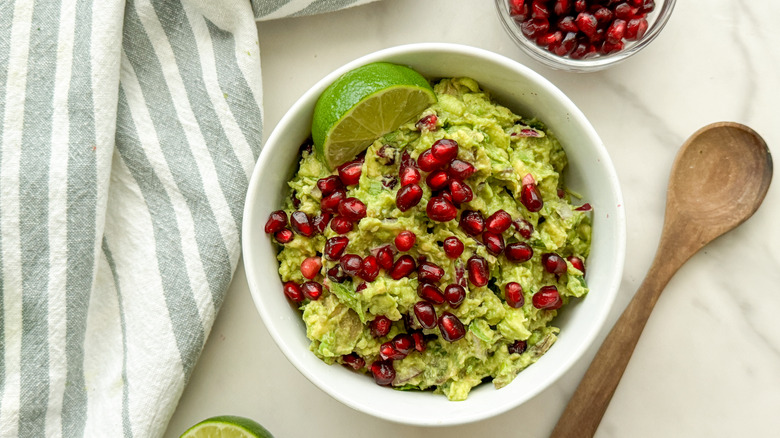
[311,62,436,169]
[181,415,274,438]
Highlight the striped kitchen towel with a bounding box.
[0,0,377,437]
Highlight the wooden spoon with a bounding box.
[551,122,772,438]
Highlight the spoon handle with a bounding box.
[550,245,684,438]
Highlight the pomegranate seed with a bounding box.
[438,312,466,342]
[379,341,406,360]
[341,353,365,370]
[575,12,598,38]
[414,301,437,329]
[417,262,445,283]
[312,213,330,234]
[533,285,563,310]
[392,334,414,356]
[389,255,416,280]
[274,229,294,244]
[444,284,466,308]
[614,3,638,20]
[505,282,525,308]
[459,210,485,236]
[541,252,567,274]
[531,0,549,19]
[417,149,445,172]
[485,210,512,234]
[606,18,626,44]
[411,331,426,352]
[283,281,304,302]
[567,255,585,273]
[330,216,354,234]
[394,231,416,252]
[426,170,450,191]
[338,160,362,186]
[396,184,423,212]
[370,315,392,338]
[569,41,597,60]
[370,360,395,386]
[521,183,544,212]
[317,176,344,196]
[448,159,476,180]
[508,340,527,355]
[554,0,570,16]
[601,39,624,54]
[323,236,349,261]
[376,245,395,270]
[467,255,489,287]
[356,283,367,292]
[376,144,397,165]
[426,196,458,222]
[338,197,367,222]
[537,30,563,48]
[483,232,505,255]
[513,218,534,239]
[327,265,349,283]
[416,114,438,131]
[593,7,613,26]
[505,242,534,262]
[301,257,322,279]
[557,15,578,33]
[575,203,592,211]
[418,282,445,304]
[442,236,464,259]
[399,166,421,186]
[448,179,474,204]
[321,190,346,213]
[521,18,550,39]
[431,139,459,163]
[301,281,323,300]
[625,17,648,41]
[264,210,287,234]
[290,211,315,237]
[574,0,586,13]
[339,254,363,276]
[360,255,380,282]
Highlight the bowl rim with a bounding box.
[242,42,626,426]
[493,0,678,72]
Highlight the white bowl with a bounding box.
[242,43,626,426]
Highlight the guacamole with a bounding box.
[270,77,591,401]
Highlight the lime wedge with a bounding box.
[312,62,436,169]
[180,415,274,438]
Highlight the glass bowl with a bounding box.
[495,0,676,72]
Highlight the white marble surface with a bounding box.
[165,1,780,436]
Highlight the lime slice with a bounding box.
[180,415,274,438]
[312,62,436,169]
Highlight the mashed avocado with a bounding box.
[274,77,591,401]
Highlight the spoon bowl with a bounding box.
[551,122,772,438]
[669,122,772,236]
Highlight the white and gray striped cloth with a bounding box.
[0,0,377,436]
